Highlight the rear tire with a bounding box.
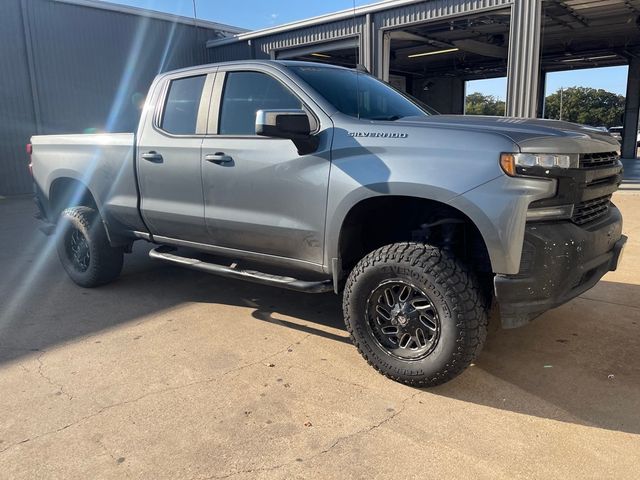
[56,206,123,287]
[343,242,487,386]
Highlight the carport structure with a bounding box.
[207,0,640,159]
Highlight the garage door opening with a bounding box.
[539,1,640,158]
[385,9,511,114]
[465,76,507,116]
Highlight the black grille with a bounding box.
[580,152,619,169]
[572,195,612,225]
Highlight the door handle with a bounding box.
[141,151,163,162]
[204,152,233,165]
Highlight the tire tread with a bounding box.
[57,206,123,287]
[342,242,487,387]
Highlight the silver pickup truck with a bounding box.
[30,60,626,386]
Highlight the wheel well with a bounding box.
[338,196,493,290]
[49,178,98,219]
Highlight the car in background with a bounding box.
[608,126,640,146]
[609,126,623,142]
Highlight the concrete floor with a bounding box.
[0,191,639,479]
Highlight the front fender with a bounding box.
[323,121,525,274]
[323,175,556,276]
[448,176,556,274]
[323,182,461,273]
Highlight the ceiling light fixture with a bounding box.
[408,47,459,58]
[586,54,618,61]
[311,52,332,58]
[561,54,618,63]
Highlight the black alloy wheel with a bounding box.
[366,280,440,360]
[67,226,91,272]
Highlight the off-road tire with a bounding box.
[343,242,487,386]
[56,206,123,287]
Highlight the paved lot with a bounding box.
[1,190,639,479]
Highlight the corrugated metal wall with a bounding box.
[0,0,223,196]
[374,0,513,28]
[208,0,532,116]
[209,0,514,63]
[0,0,38,195]
[506,0,542,117]
[207,42,255,63]
[253,17,365,59]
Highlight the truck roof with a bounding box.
[159,60,348,78]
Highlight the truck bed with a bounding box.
[31,132,146,234]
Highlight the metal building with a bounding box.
[208,0,640,160]
[0,0,244,196]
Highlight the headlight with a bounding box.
[500,153,579,176]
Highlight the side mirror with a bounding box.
[255,109,319,155]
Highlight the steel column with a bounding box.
[622,55,640,159]
[506,0,542,118]
[381,32,391,82]
[537,69,547,118]
[362,13,374,72]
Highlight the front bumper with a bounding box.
[495,205,626,328]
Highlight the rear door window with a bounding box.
[161,75,206,135]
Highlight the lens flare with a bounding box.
[1,13,187,329]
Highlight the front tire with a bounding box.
[56,206,123,287]
[343,242,487,386]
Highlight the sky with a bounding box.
[103,0,374,30]
[102,0,629,98]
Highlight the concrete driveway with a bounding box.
[1,191,639,479]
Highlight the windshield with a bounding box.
[289,65,433,120]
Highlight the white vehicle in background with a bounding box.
[609,126,623,142]
[608,126,640,146]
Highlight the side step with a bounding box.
[149,246,333,294]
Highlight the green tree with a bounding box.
[465,92,506,116]
[544,87,625,128]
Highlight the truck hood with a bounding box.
[397,115,620,154]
